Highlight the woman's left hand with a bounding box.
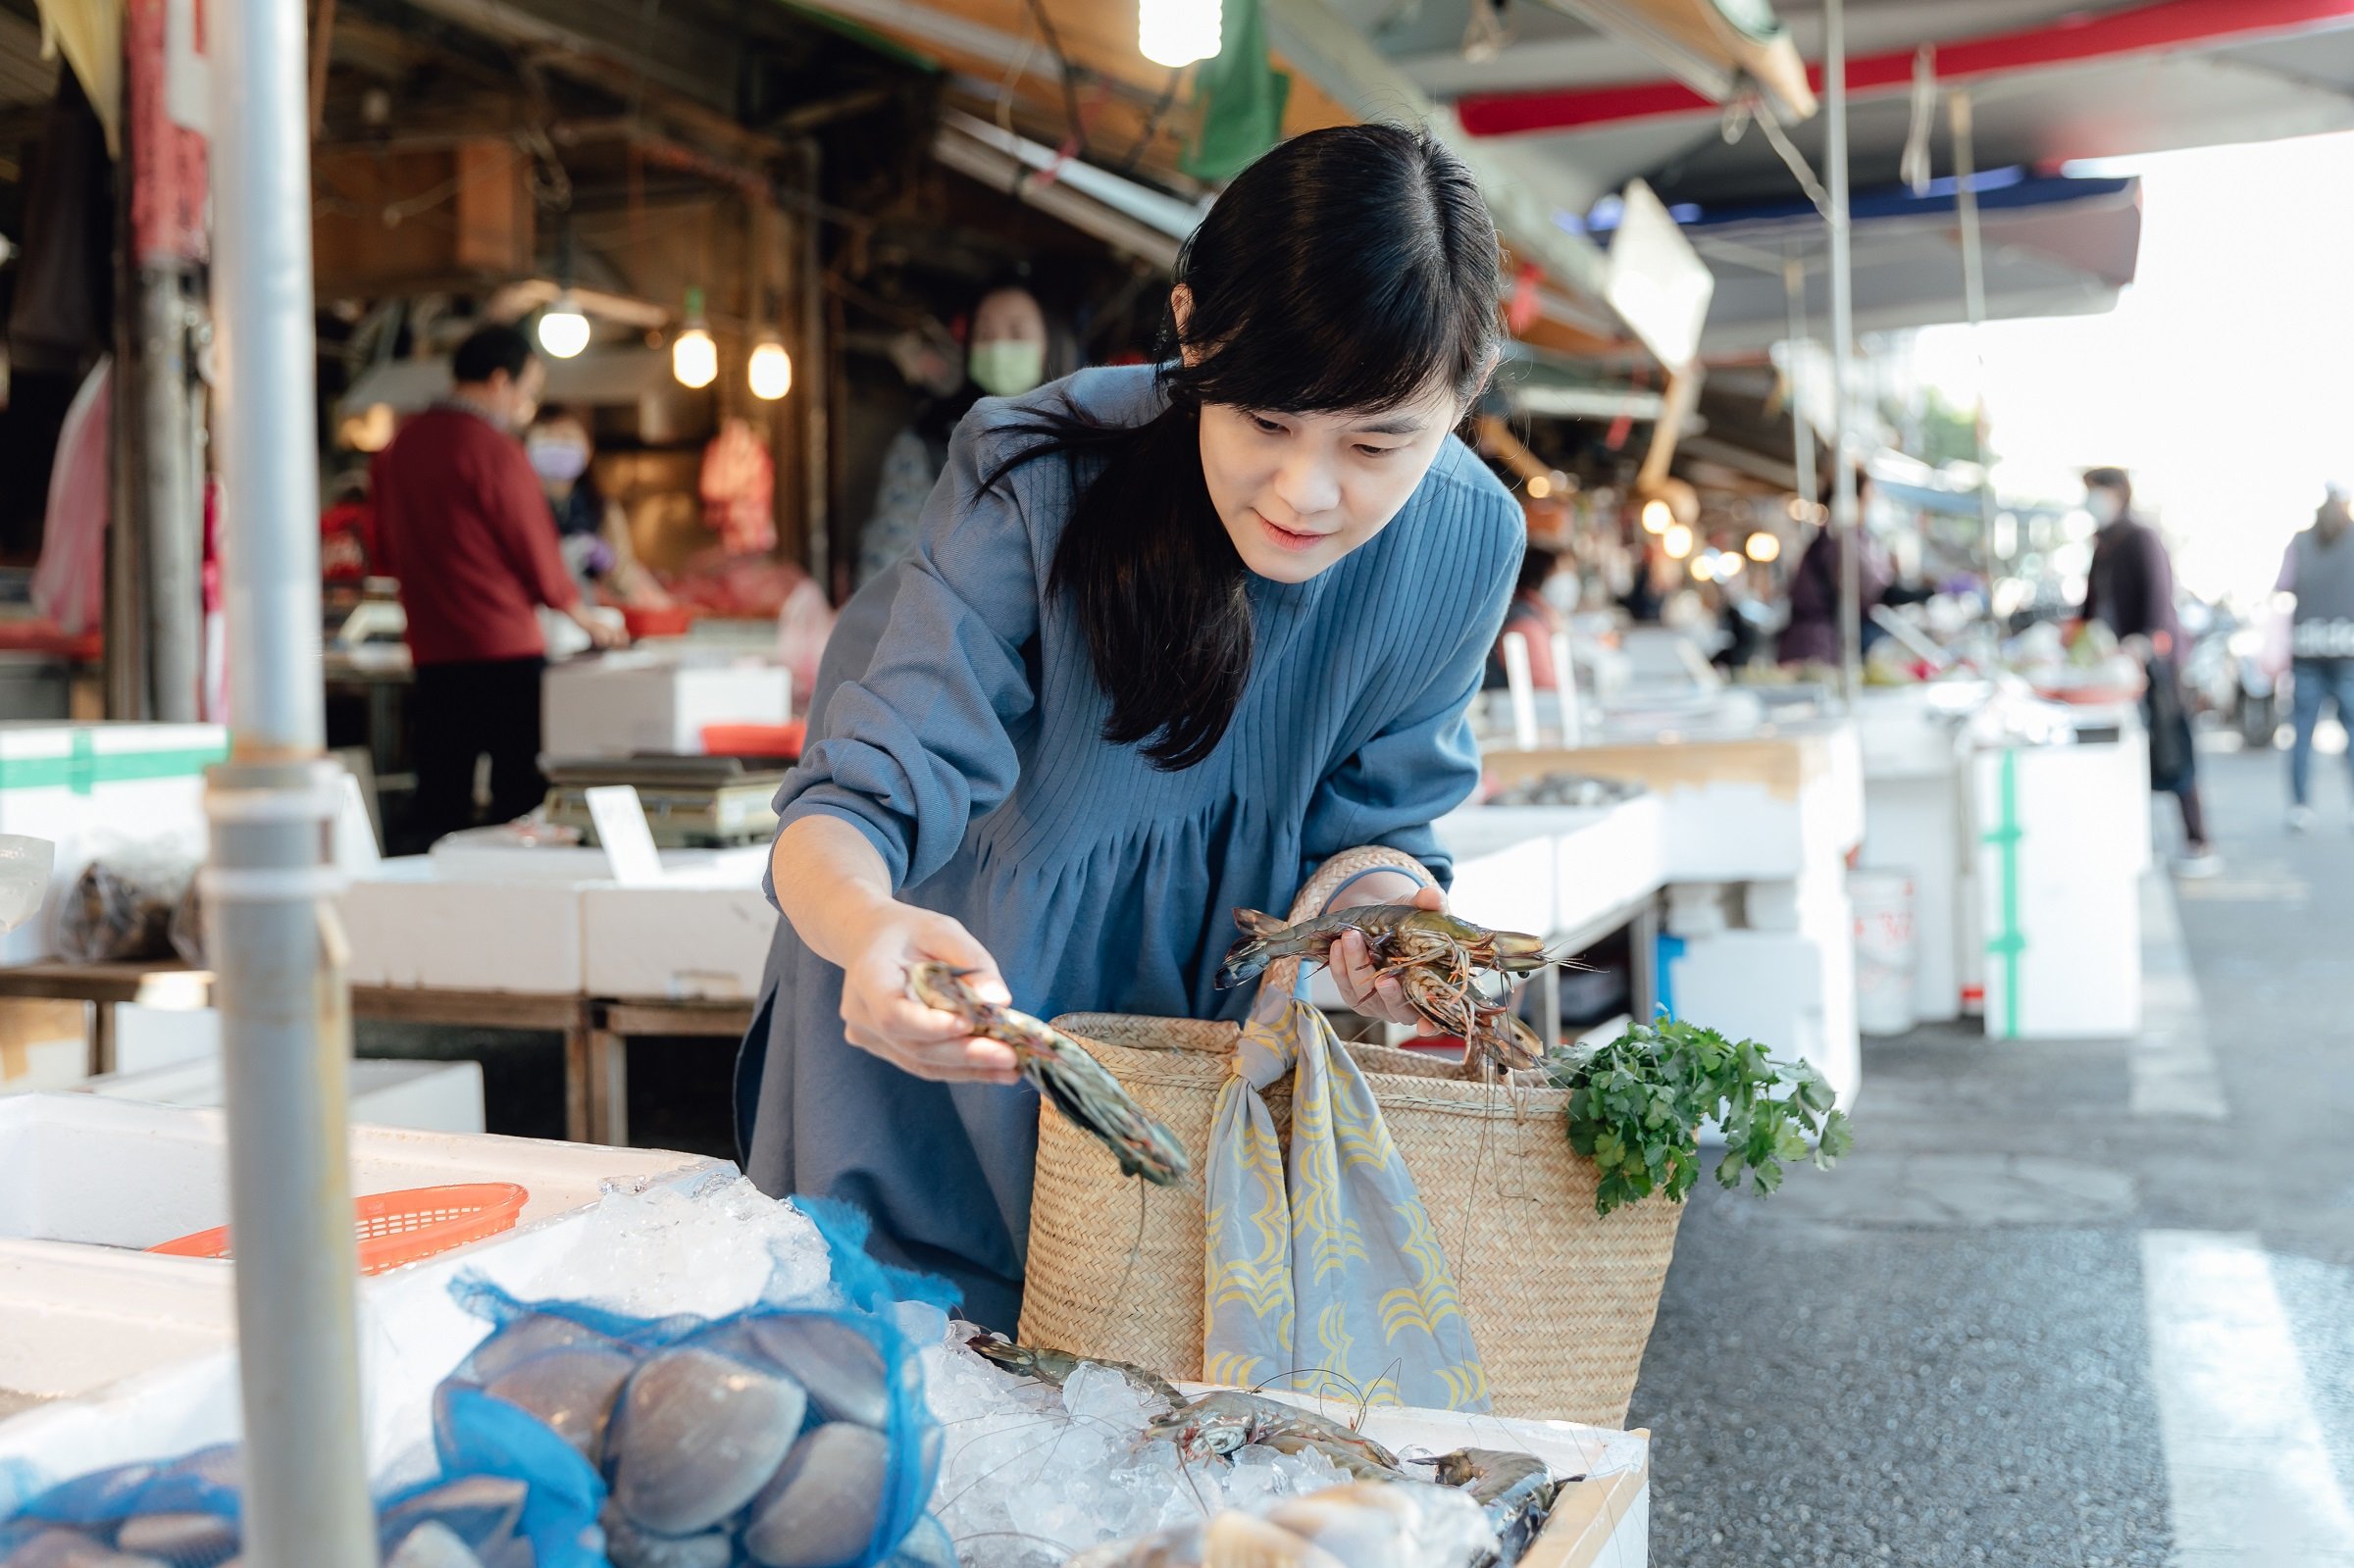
[1328,880,1446,1035]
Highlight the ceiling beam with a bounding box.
[1458,0,2354,137]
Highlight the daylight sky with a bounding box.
[1912,129,2354,606]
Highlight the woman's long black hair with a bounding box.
[990,124,1504,771]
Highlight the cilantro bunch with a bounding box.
[1546,1018,1854,1217]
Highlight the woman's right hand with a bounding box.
[837,904,1024,1086]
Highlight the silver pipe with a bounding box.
[1783,254,1817,512]
[1950,90,2003,619]
[1825,0,1862,700]
[209,0,375,1562]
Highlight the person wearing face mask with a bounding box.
[853,275,1078,587]
[1485,545,1565,689]
[2075,466,2219,877]
[373,324,621,849]
[740,126,1524,1328]
[525,406,668,609]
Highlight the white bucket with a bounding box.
[1851,868,1918,1037]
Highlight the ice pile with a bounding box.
[919,1328,1357,1567]
[527,1174,839,1320]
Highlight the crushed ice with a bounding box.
[513,1174,839,1321]
[919,1326,1356,1567]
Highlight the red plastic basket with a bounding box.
[622,605,697,640]
[148,1183,530,1276]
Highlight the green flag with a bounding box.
[1183,0,1291,183]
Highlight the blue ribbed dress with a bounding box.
[741,364,1521,1329]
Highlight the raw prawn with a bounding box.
[907,962,1190,1186]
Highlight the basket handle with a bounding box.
[1256,844,1436,1014]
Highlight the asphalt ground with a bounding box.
[1629,740,2354,1568]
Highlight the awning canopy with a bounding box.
[1643,169,2143,355]
[1425,0,2354,211]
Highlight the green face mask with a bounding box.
[968,339,1047,399]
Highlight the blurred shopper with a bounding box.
[1487,545,1565,689]
[1619,542,1667,624]
[855,275,1079,587]
[319,469,376,583]
[1777,475,1889,666]
[2276,481,2354,832]
[2076,466,2219,876]
[1714,569,1770,672]
[525,406,669,609]
[375,325,619,849]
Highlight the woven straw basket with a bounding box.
[1019,847,1685,1426]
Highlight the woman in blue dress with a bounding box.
[742,124,1526,1330]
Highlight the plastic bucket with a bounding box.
[1851,868,1917,1037]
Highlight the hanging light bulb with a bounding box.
[747,332,793,401]
[1139,0,1221,68]
[1663,522,1694,560]
[537,293,590,360]
[672,286,717,390]
[1746,531,1783,564]
[1641,498,1672,534]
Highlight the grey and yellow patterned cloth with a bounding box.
[1202,996,1490,1410]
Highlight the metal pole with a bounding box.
[1950,90,2003,620]
[141,272,201,722]
[795,139,831,596]
[209,0,375,1562]
[1783,254,1817,511]
[1825,0,1863,699]
[108,59,151,723]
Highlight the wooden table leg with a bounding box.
[588,1024,628,1148]
[563,1012,593,1143]
[90,1000,116,1077]
[1631,896,1662,1024]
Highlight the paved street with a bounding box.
[1629,741,2354,1567]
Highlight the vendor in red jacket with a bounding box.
[374,324,621,847]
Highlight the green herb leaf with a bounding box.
[1548,1017,1855,1217]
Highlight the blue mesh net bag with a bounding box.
[439,1274,944,1568]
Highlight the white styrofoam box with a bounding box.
[1855,682,1983,781]
[1970,741,2149,1039]
[112,1001,222,1075]
[542,653,791,759]
[0,1159,807,1498]
[582,877,775,1000]
[1744,879,1802,932]
[1436,795,1668,941]
[1486,722,1863,885]
[0,1239,234,1408]
[77,1056,486,1135]
[338,858,588,993]
[428,831,768,885]
[1435,808,1560,936]
[1862,768,1967,1023]
[0,1037,86,1096]
[0,1093,718,1250]
[1185,1386,1651,1568]
[1665,882,1730,938]
[0,722,228,964]
[1553,793,1666,933]
[1667,923,1861,1109]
